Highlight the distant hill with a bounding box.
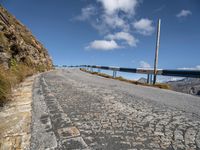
[167,78,200,96]
[138,77,147,83]
[137,76,200,96]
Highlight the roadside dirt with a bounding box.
[0,75,36,150]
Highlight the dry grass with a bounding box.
[80,68,171,90]
[0,67,12,105]
[0,60,50,106]
[0,63,35,106]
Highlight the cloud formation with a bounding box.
[75,0,156,50]
[93,0,139,32]
[176,10,192,18]
[86,40,120,50]
[97,0,138,15]
[105,32,138,47]
[75,5,96,21]
[133,18,154,36]
[102,14,128,31]
[139,61,151,68]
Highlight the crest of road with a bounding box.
[30,69,200,149]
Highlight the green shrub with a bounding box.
[9,58,17,67]
[36,64,46,72]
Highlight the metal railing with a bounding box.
[63,65,200,84]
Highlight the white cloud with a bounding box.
[139,61,151,68]
[86,40,120,50]
[176,10,192,18]
[97,0,138,15]
[91,21,109,34]
[75,0,144,50]
[105,32,138,47]
[92,0,139,32]
[75,5,96,21]
[75,0,140,31]
[133,18,154,36]
[103,14,128,30]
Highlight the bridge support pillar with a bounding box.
[113,71,117,78]
[147,74,153,84]
[147,74,150,84]
[150,74,153,84]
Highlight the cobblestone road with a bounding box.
[31,69,200,150]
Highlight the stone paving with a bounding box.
[0,76,35,150]
[31,69,200,150]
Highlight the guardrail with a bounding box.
[64,65,200,84]
[57,19,200,84]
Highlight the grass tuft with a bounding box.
[0,67,12,105]
[0,62,35,106]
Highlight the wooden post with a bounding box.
[153,19,161,84]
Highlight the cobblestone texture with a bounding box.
[31,69,200,150]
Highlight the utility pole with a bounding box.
[153,19,161,84]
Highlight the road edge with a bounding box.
[0,75,37,149]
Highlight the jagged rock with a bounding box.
[0,25,3,31]
[0,20,5,31]
[0,6,52,70]
[0,45,3,52]
[0,52,11,68]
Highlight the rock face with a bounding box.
[167,78,200,96]
[0,5,52,70]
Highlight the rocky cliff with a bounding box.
[0,5,53,105]
[0,5,52,70]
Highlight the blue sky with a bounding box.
[1,0,200,80]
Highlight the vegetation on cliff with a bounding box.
[0,5,53,106]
